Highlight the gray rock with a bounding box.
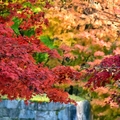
[36,111,57,120]
[4,100,19,109]
[69,105,77,120]
[19,100,37,110]
[0,117,12,120]
[27,102,37,110]
[18,100,26,109]
[0,100,5,108]
[8,109,20,118]
[37,102,48,111]
[18,118,35,120]
[37,102,66,111]
[58,108,69,120]
[58,104,77,120]
[19,109,36,118]
[0,100,91,120]
[0,108,9,117]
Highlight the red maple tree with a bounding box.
[0,0,81,104]
[85,55,120,105]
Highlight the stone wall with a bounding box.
[0,100,91,120]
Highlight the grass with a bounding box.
[69,94,85,101]
[30,94,49,102]
[30,94,85,102]
[1,94,85,102]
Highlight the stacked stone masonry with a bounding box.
[0,100,90,120]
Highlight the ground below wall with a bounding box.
[0,100,91,120]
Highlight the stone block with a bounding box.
[8,109,20,118]
[37,102,67,111]
[58,108,69,120]
[18,100,37,110]
[0,117,12,120]
[4,100,19,109]
[0,100,5,108]
[19,109,36,119]
[37,102,49,111]
[0,108,9,117]
[18,100,28,109]
[18,118,35,120]
[26,102,38,110]
[36,111,57,120]
[58,104,77,120]
[68,105,77,120]
[0,100,91,120]
[11,118,19,120]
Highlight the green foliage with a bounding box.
[21,28,35,37]
[22,1,32,8]
[11,17,21,35]
[92,105,120,120]
[40,35,56,49]
[33,52,49,64]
